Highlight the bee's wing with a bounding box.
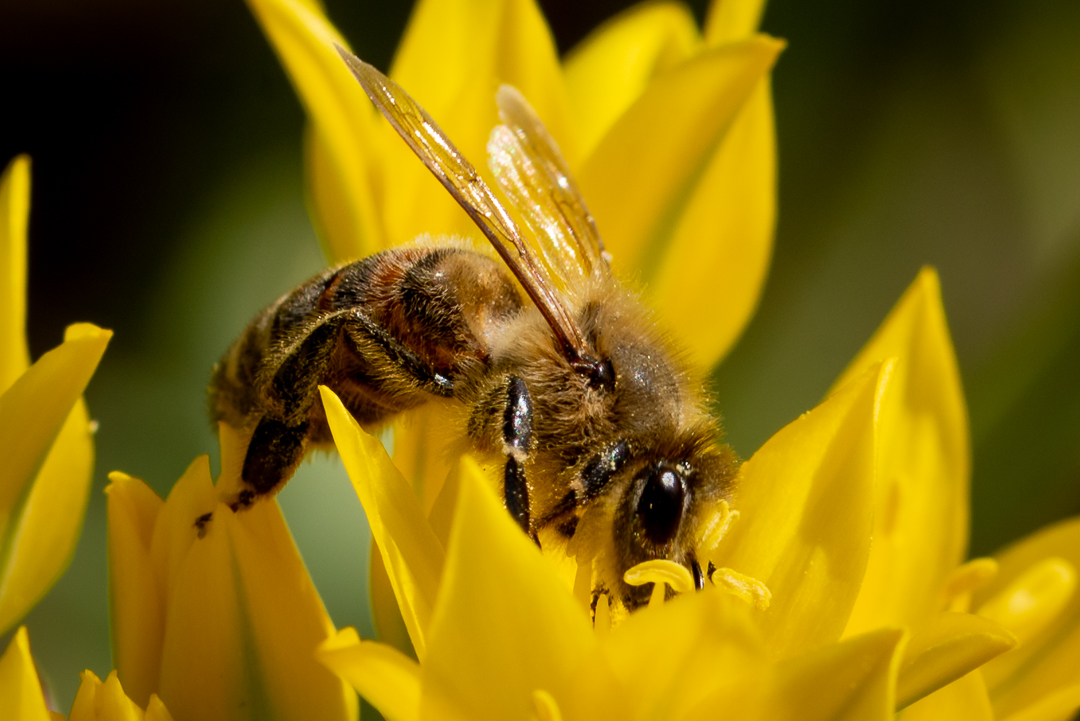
[489,86,610,286]
[337,48,590,366]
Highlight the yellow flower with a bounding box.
[315,406,913,720]
[0,626,173,721]
[236,0,1080,716]
[314,356,1011,719]
[0,156,111,637]
[104,424,356,721]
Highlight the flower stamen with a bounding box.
[530,689,562,721]
[941,557,999,612]
[624,559,695,608]
[697,500,739,552]
[709,567,771,611]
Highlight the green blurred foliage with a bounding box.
[0,0,1077,711]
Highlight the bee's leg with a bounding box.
[240,308,462,505]
[338,309,456,398]
[690,555,705,591]
[239,416,311,503]
[502,377,533,535]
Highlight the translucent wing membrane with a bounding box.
[489,86,610,286]
[337,48,590,366]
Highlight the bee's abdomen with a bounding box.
[210,244,523,435]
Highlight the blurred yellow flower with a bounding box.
[0,626,173,721]
[105,424,356,721]
[0,155,111,637]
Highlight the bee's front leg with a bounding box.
[502,376,534,536]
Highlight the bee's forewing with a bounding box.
[489,86,610,286]
[337,47,589,364]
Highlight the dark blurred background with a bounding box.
[2,0,1078,709]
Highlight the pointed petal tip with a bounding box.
[62,322,113,343]
[317,626,363,656]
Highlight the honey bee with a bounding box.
[209,50,739,611]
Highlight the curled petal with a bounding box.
[0,323,110,635]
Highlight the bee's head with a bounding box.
[609,440,738,610]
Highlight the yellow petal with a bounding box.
[841,268,970,636]
[105,473,166,708]
[579,36,782,282]
[973,516,1080,718]
[0,397,94,636]
[320,386,444,660]
[148,455,218,601]
[420,458,615,720]
[369,540,415,657]
[976,557,1076,645]
[602,589,764,719]
[648,77,775,368]
[392,402,461,516]
[143,696,173,721]
[1000,683,1080,721]
[709,362,887,658]
[316,627,421,721]
[221,502,356,720]
[899,671,994,721]
[68,670,144,721]
[563,2,701,158]
[0,627,51,721]
[385,0,574,246]
[0,324,110,635]
[704,0,768,45]
[0,155,30,390]
[687,628,906,721]
[155,499,354,721]
[764,628,906,721]
[246,0,385,261]
[896,612,1017,710]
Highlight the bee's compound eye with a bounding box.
[635,463,685,546]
